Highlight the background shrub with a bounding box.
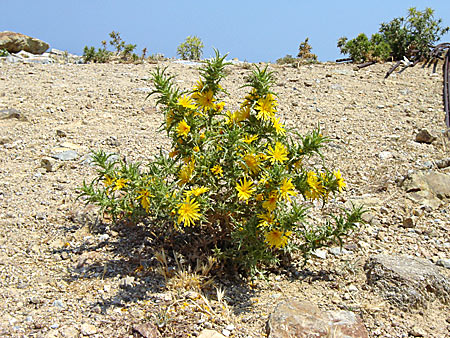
[338,7,449,62]
[177,36,204,60]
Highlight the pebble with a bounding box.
[119,276,135,289]
[329,246,352,256]
[52,299,65,309]
[80,323,97,336]
[312,249,327,259]
[222,329,231,337]
[436,258,450,269]
[51,150,78,161]
[378,151,393,160]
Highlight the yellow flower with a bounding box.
[305,171,325,200]
[169,149,179,158]
[265,229,292,249]
[255,94,277,121]
[193,146,200,152]
[200,133,206,140]
[262,191,278,211]
[113,178,129,191]
[257,212,275,228]
[211,164,223,177]
[177,196,201,227]
[235,177,256,202]
[280,177,297,202]
[137,189,154,212]
[235,106,250,121]
[196,90,215,110]
[266,142,288,164]
[185,186,210,197]
[177,120,191,138]
[226,111,237,125]
[242,152,260,174]
[272,117,286,135]
[177,95,196,110]
[255,193,264,201]
[215,102,225,112]
[178,160,195,185]
[103,175,114,188]
[193,80,204,92]
[334,169,347,192]
[242,134,258,144]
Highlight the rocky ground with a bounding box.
[0,58,449,338]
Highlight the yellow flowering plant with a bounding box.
[80,50,364,275]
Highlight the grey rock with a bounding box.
[0,31,49,54]
[312,249,327,259]
[0,136,11,145]
[267,299,368,338]
[330,83,344,91]
[52,299,65,308]
[364,254,450,309]
[61,327,79,338]
[51,150,78,161]
[437,259,450,269]
[119,276,135,289]
[0,108,26,121]
[198,330,226,338]
[329,246,352,256]
[304,81,313,87]
[415,129,436,144]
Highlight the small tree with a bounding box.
[297,38,317,63]
[177,36,204,60]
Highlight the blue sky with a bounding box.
[2,1,450,62]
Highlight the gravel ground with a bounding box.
[0,59,449,337]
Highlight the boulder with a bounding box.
[0,31,49,54]
[402,171,450,200]
[364,255,450,309]
[267,300,368,338]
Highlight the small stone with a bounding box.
[80,323,98,336]
[225,324,235,331]
[401,216,415,228]
[52,299,64,309]
[304,81,313,87]
[133,323,161,337]
[0,108,26,120]
[41,156,59,172]
[61,327,79,338]
[222,329,231,337]
[312,249,327,259]
[437,259,450,269]
[198,329,226,338]
[56,129,67,137]
[378,151,393,160]
[51,150,78,161]
[119,276,135,289]
[409,326,426,337]
[415,129,436,144]
[98,234,109,241]
[329,246,351,256]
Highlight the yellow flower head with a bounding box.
[305,171,325,200]
[334,169,347,192]
[137,189,154,212]
[272,117,286,136]
[242,134,258,144]
[177,196,201,227]
[211,164,223,177]
[177,120,191,138]
[103,175,114,188]
[265,229,292,249]
[257,212,275,228]
[193,146,200,152]
[255,94,277,121]
[113,178,129,191]
[178,160,195,185]
[262,190,278,212]
[267,142,288,164]
[236,177,256,202]
[177,95,196,110]
[185,186,210,197]
[280,177,297,202]
[215,102,225,112]
[242,152,260,174]
[195,90,215,110]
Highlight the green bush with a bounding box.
[0,48,9,57]
[338,7,449,62]
[82,46,112,63]
[177,36,204,60]
[297,38,317,62]
[80,51,363,275]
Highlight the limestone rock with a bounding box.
[198,329,226,338]
[267,300,368,338]
[133,323,161,338]
[402,172,450,200]
[0,31,49,54]
[364,255,450,309]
